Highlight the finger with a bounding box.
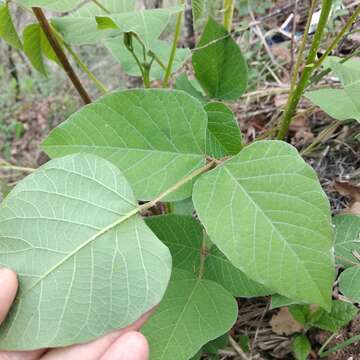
[0,349,47,360]
[0,268,18,325]
[100,332,148,360]
[41,308,155,360]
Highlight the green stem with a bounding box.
[65,44,108,94]
[319,334,360,358]
[223,0,234,32]
[143,63,151,88]
[277,0,332,140]
[0,164,35,173]
[315,6,360,69]
[162,2,184,87]
[91,0,111,14]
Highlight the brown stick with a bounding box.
[32,7,92,104]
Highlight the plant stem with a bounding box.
[277,0,332,140]
[140,160,217,212]
[0,164,35,173]
[223,0,234,32]
[32,7,92,104]
[315,6,360,69]
[319,334,360,358]
[64,44,108,94]
[162,2,184,87]
[91,0,111,14]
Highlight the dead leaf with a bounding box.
[334,181,360,216]
[270,307,304,335]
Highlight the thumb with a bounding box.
[0,268,18,325]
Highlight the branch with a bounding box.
[32,7,92,104]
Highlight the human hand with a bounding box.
[0,268,150,360]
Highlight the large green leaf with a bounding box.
[334,214,360,267]
[145,214,271,297]
[0,154,171,350]
[42,89,207,201]
[96,6,183,50]
[192,17,248,101]
[142,269,237,360]
[193,140,334,309]
[0,4,22,49]
[205,102,242,158]
[105,38,190,80]
[52,0,135,46]
[15,0,82,11]
[306,57,360,123]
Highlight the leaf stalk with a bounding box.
[223,0,234,31]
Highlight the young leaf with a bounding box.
[339,267,360,303]
[309,300,358,332]
[15,0,83,12]
[145,214,271,297]
[293,335,311,360]
[0,3,23,50]
[142,269,238,360]
[306,57,360,123]
[23,23,47,75]
[52,0,136,46]
[96,6,183,50]
[105,38,190,80]
[193,140,334,309]
[175,74,206,103]
[334,214,360,267]
[192,17,248,101]
[0,154,171,350]
[41,89,207,201]
[205,102,242,158]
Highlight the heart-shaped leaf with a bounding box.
[192,17,248,101]
[334,214,360,267]
[42,89,207,201]
[146,214,271,297]
[142,269,237,360]
[0,4,22,50]
[205,102,242,158]
[193,140,334,309]
[0,154,171,350]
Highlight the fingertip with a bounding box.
[101,331,149,360]
[0,268,18,324]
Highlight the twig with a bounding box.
[32,7,92,104]
[229,335,251,360]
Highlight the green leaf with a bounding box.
[334,214,360,268]
[309,300,358,332]
[175,74,206,103]
[306,57,360,123]
[205,102,242,158]
[192,17,248,101]
[23,24,47,75]
[96,6,183,50]
[192,0,205,22]
[270,294,303,309]
[105,38,190,80]
[22,23,60,75]
[52,0,135,46]
[193,140,334,309]
[289,305,312,326]
[172,197,194,215]
[41,89,207,201]
[15,0,83,12]
[0,4,23,49]
[0,153,171,350]
[142,269,237,360]
[145,214,271,297]
[293,335,311,360]
[339,266,360,303]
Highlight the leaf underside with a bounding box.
[42,89,207,201]
[193,140,334,309]
[0,154,171,350]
